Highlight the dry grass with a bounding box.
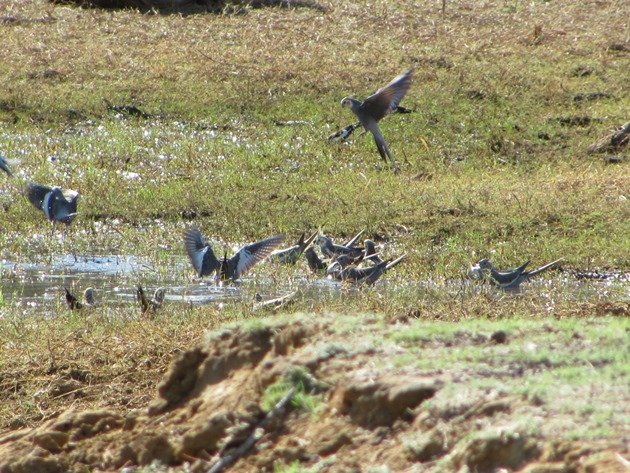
[0,0,628,439]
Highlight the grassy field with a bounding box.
[0,1,629,470]
[0,0,628,275]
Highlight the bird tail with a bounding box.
[527,258,564,278]
[372,128,400,172]
[385,254,407,271]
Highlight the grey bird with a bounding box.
[332,254,407,286]
[270,231,318,265]
[329,106,413,143]
[184,227,283,281]
[326,253,366,275]
[363,239,383,264]
[341,70,413,172]
[63,286,94,310]
[304,247,327,273]
[0,155,12,177]
[317,234,365,259]
[469,258,564,289]
[136,285,165,316]
[26,183,79,225]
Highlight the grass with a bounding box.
[261,367,325,414]
[0,0,628,277]
[0,1,628,463]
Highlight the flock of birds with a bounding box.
[0,69,566,314]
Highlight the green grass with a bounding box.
[261,367,325,415]
[0,0,628,277]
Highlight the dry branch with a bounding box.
[206,387,296,473]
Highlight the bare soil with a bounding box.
[1,314,627,472]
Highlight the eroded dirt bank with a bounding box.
[0,314,627,472]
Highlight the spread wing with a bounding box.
[361,70,413,122]
[183,227,221,277]
[231,235,284,279]
[25,183,53,211]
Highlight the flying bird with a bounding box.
[341,70,413,172]
[184,227,283,281]
[469,258,564,289]
[26,183,79,225]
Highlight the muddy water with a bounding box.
[0,254,628,311]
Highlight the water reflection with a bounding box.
[0,254,628,311]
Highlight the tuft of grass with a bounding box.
[261,369,325,414]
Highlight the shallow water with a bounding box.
[0,254,628,312]
[0,254,342,311]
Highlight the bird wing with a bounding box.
[526,258,564,278]
[51,188,79,223]
[63,286,81,310]
[305,247,326,271]
[343,229,365,248]
[136,285,149,313]
[231,235,284,279]
[0,156,12,177]
[361,70,413,122]
[25,183,53,211]
[183,228,221,277]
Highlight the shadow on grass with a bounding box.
[49,0,328,14]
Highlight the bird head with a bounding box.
[153,288,166,304]
[341,97,357,110]
[477,258,492,270]
[83,288,95,305]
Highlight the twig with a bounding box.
[206,387,296,473]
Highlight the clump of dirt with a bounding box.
[0,316,626,473]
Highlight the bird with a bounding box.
[317,234,365,259]
[469,258,564,289]
[326,253,367,276]
[332,254,407,286]
[328,122,361,143]
[25,183,79,225]
[183,227,283,281]
[63,286,94,310]
[0,155,12,177]
[363,239,383,264]
[304,247,327,273]
[341,70,413,172]
[136,285,165,316]
[270,231,318,265]
[343,229,365,248]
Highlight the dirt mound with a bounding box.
[0,316,627,472]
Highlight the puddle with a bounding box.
[0,254,341,311]
[0,254,628,313]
